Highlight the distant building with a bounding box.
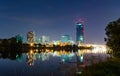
[27,31,35,44]
[76,19,84,44]
[34,37,40,44]
[60,35,70,42]
[15,34,23,43]
[40,36,49,44]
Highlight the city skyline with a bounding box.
[0,0,120,44]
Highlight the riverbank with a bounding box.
[79,57,120,76]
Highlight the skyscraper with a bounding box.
[27,31,35,44]
[76,19,84,44]
[40,36,50,44]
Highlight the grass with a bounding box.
[78,57,120,76]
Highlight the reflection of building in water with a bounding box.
[16,53,22,61]
[26,49,76,66]
[35,52,50,61]
[76,50,84,63]
[26,49,52,66]
[26,50,35,66]
[53,50,75,63]
[60,54,70,63]
[27,31,35,44]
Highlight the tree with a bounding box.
[105,18,120,57]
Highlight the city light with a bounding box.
[30,43,34,47]
[30,49,34,54]
[77,23,82,26]
[92,44,107,53]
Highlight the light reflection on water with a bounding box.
[0,49,109,76]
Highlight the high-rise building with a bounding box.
[40,36,50,44]
[76,19,84,43]
[27,31,35,43]
[60,35,70,42]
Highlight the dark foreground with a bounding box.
[80,57,120,76]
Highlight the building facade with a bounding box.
[76,20,84,43]
[27,31,35,44]
[60,35,70,42]
[40,36,50,44]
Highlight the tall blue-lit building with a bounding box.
[76,20,84,43]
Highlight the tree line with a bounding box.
[105,18,120,57]
[0,35,23,51]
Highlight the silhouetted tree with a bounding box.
[105,18,120,57]
[2,39,8,46]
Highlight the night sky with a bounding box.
[0,0,120,44]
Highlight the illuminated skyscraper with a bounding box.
[40,36,50,44]
[27,31,35,43]
[76,19,84,43]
